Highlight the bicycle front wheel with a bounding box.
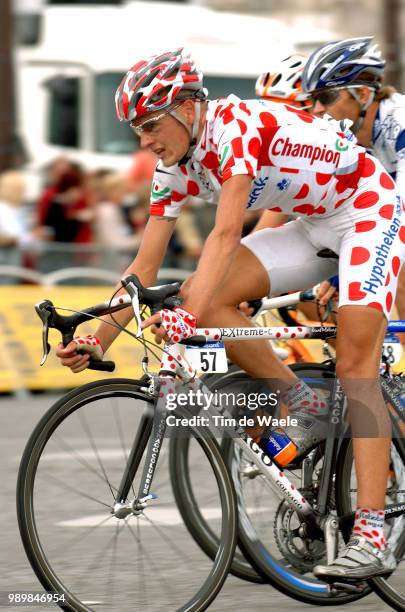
[17,379,237,612]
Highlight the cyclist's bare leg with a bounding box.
[335,305,390,509]
[181,244,296,388]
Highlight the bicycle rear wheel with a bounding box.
[17,379,237,612]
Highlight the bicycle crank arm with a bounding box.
[328,581,367,594]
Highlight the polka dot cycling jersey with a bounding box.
[149,94,372,219]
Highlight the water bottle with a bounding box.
[259,428,298,466]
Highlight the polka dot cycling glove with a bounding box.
[73,335,104,361]
[159,307,197,343]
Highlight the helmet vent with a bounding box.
[150,84,172,104]
[141,68,161,89]
[164,65,179,79]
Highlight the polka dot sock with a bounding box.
[282,380,328,416]
[353,508,386,550]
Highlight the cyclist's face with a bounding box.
[311,89,361,121]
[132,106,191,167]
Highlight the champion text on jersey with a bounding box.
[271,136,341,166]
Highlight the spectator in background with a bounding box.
[38,167,94,272]
[94,172,141,269]
[42,168,86,243]
[37,156,78,227]
[0,171,43,281]
[37,159,93,244]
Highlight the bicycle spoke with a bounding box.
[44,472,113,509]
[105,521,121,609]
[140,512,195,565]
[126,519,177,601]
[52,432,119,498]
[74,527,121,596]
[111,398,137,499]
[77,410,116,500]
[51,515,115,556]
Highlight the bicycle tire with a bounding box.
[17,378,237,612]
[335,433,405,611]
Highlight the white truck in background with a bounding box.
[14,1,338,194]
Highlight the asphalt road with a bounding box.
[0,393,396,612]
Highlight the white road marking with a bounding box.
[57,506,268,528]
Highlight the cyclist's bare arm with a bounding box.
[56,215,176,370]
[146,175,252,336]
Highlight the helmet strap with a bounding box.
[170,101,203,166]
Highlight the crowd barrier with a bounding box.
[0,266,190,396]
[0,241,197,279]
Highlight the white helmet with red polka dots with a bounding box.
[115,48,208,163]
[255,54,311,107]
[115,48,208,122]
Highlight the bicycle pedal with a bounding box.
[328,581,367,593]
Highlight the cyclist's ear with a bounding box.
[357,86,373,105]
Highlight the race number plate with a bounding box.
[184,341,228,373]
[382,332,402,366]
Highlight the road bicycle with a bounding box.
[17,275,405,611]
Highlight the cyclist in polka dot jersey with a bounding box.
[150,92,403,319]
[57,48,402,580]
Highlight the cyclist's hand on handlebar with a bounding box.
[142,307,197,344]
[56,335,104,373]
[316,278,338,306]
[238,299,263,317]
[238,301,255,317]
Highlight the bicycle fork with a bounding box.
[112,342,195,518]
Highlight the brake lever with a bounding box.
[35,300,53,365]
[121,281,143,337]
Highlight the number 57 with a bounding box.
[200,351,217,372]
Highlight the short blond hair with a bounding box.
[0,170,25,204]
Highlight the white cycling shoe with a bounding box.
[313,536,396,581]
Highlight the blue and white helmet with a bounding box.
[302,37,385,93]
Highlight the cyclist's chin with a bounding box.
[161,149,186,167]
